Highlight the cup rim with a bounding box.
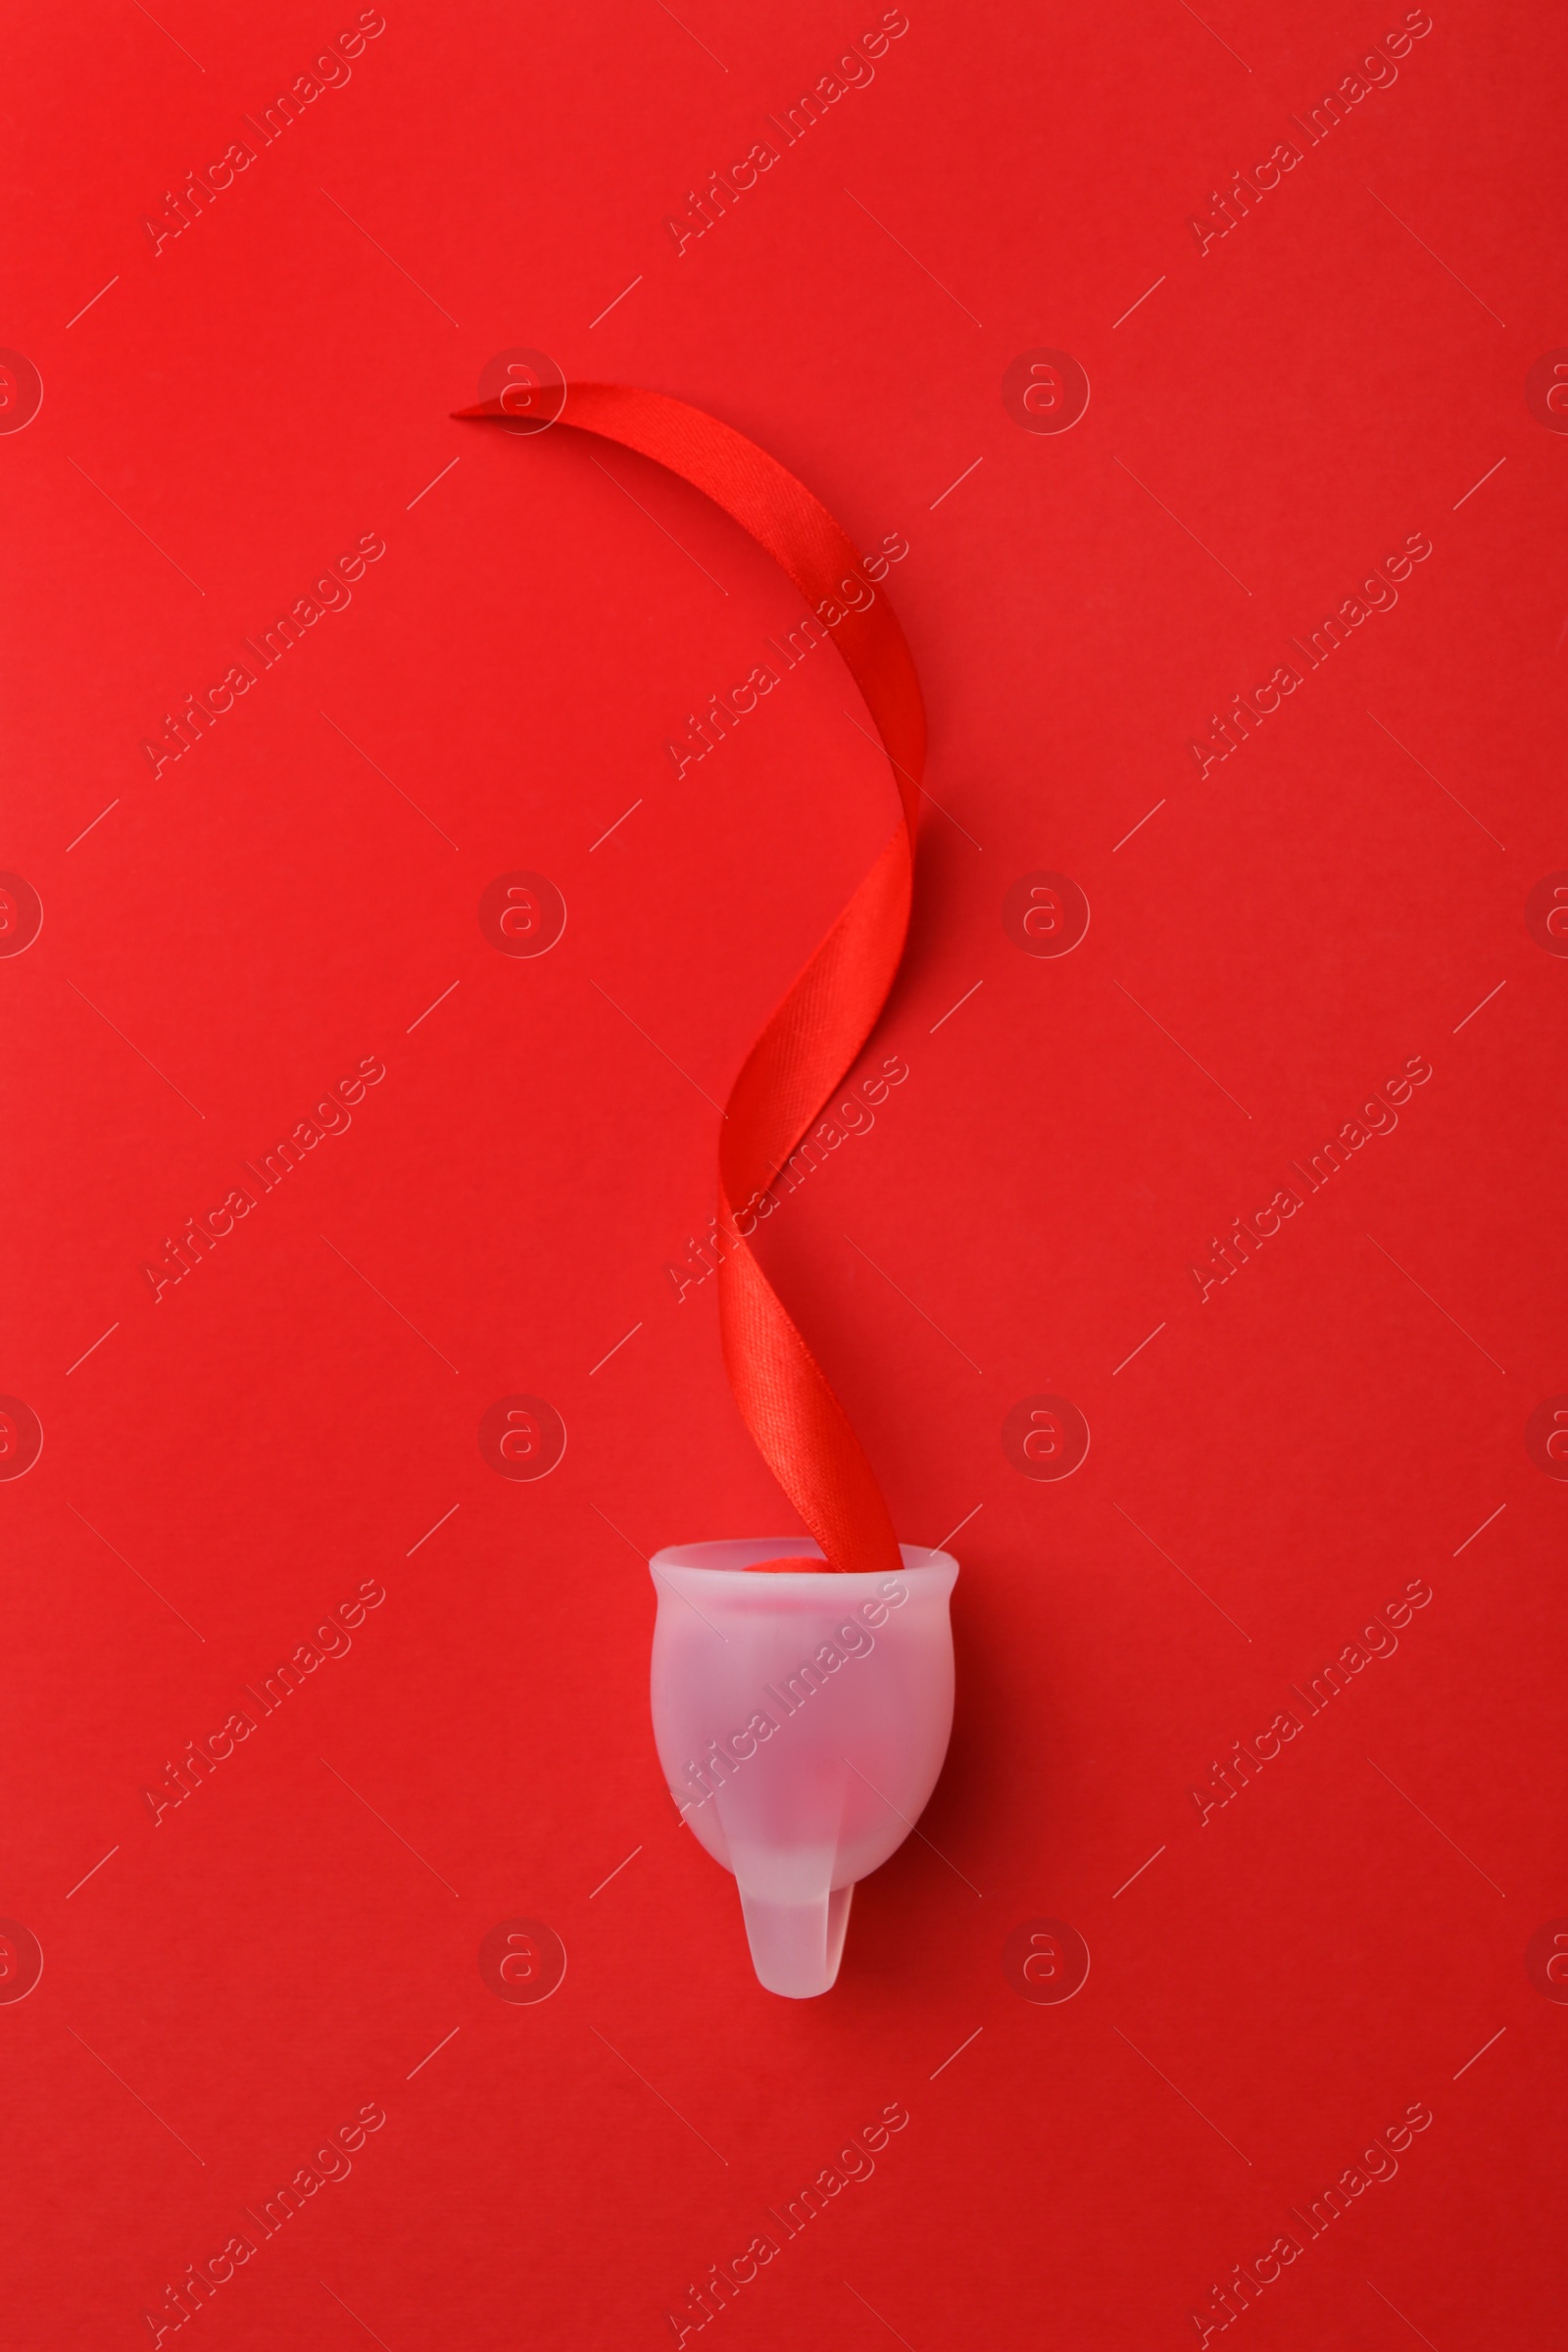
[649,1539,958,1591]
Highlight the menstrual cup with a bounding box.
[649,1542,958,1997]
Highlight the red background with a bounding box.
[2,1,1565,2344]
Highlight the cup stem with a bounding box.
[737,1882,855,1998]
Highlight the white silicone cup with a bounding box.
[648,1540,958,1998]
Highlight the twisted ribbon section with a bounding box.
[458,385,924,1573]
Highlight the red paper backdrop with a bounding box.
[2,2,1564,2345]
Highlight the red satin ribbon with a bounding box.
[457,386,925,1575]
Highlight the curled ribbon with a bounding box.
[458,384,925,1574]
